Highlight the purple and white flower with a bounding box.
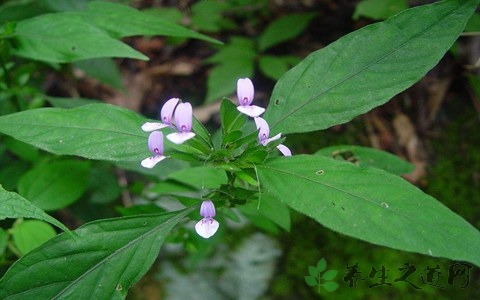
[141,98,180,132]
[195,200,219,239]
[236,78,265,118]
[166,102,196,144]
[254,117,292,156]
[141,131,167,168]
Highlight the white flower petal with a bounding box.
[266,133,282,145]
[166,132,196,144]
[141,122,168,132]
[195,218,219,239]
[276,144,292,156]
[237,105,265,117]
[141,155,166,168]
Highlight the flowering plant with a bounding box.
[0,0,479,298]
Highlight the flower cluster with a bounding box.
[236,77,291,156]
[140,78,291,239]
[141,98,196,168]
[195,200,219,239]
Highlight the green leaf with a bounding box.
[316,145,414,175]
[353,0,408,20]
[80,1,219,43]
[304,276,318,287]
[242,194,291,231]
[192,117,213,151]
[258,55,291,81]
[10,1,220,63]
[264,0,478,135]
[86,164,121,204]
[257,155,480,266]
[322,281,339,292]
[205,37,255,103]
[0,0,74,24]
[321,269,338,281]
[45,96,99,108]
[220,98,247,135]
[11,220,57,255]
[190,0,232,33]
[4,136,40,162]
[308,266,318,277]
[167,166,227,189]
[258,13,316,52]
[0,207,195,299]
[18,159,90,211]
[73,58,123,90]
[0,161,29,191]
[0,103,147,161]
[13,14,148,63]
[316,258,327,272]
[465,12,480,32]
[0,186,68,232]
[0,228,8,256]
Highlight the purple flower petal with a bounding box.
[161,98,180,125]
[276,144,292,156]
[147,131,164,155]
[237,78,254,106]
[254,117,270,145]
[195,217,219,238]
[166,132,196,144]
[237,105,265,118]
[200,200,216,218]
[174,102,193,133]
[141,122,168,132]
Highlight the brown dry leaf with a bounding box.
[106,72,151,112]
[193,101,221,123]
[392,113,427,183]
[427,77,451,123]
[148,60,197,77]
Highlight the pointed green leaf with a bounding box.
[258,13,316,52]
[321,269,338,281]
[10,1,220,63]
[220,98,247,136]
[18,160,90,211]
[316,258,327,272]
[258,155,480,266]
[0,103,146,161]
[13,14,147,63]
[73,58,123,90]
[80,1,219,44]
[205,37,255,103]
[258,55,290,81]
[0,207,195,299]
[353,0,408,20]
[264,0,478,134]
[304,276,318,287]
[0,186,68,232]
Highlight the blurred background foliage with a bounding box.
[0,0,479,299]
